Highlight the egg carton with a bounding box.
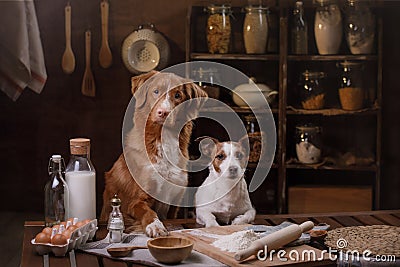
[31,219,98,257]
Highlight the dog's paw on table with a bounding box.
[146,218,169,237]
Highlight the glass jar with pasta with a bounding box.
[206,4,232,54]
[299,70,326,110]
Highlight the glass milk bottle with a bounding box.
[314,0,342,55]
[45,155,69,227]
[65,138,96,220]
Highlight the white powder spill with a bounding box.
[212,230,260,253]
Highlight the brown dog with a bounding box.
[100,71,207,237]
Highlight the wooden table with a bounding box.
[21,210,400,267]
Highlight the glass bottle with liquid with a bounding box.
[45,155,69,227]
[291,1,308,54]
[65,138,96,220]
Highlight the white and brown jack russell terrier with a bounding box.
[195,136,256,227]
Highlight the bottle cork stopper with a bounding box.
[69,138,90,155]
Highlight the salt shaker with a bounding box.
[107,194,125,243]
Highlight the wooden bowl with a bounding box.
[147,236,193,264]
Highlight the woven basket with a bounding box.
[325,225,400,257]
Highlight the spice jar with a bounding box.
[299,70,326,110]
[206,4,232,54]
[243,5,268,54]
[344,0,375,54]
[314,0,342,55]
[244,115,262,163]
[295,124,322,164]
[337,61,365,110]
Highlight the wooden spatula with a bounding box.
[81,30,95,97]
[99,0,112,68]
[61,3,75,74]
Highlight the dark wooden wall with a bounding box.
[0,0,399,214]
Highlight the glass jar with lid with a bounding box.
[337,61,365,110]
[314,0,342,55]
[299,70,326,110]
[243,5,268,54]
[244,114,262,163]
[206,4,232,54]
[344,0,375,54]
[295,124,322,164]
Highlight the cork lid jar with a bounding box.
[69,138,91,155]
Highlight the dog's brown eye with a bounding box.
[154,89,159,95]
[216,154,225,160]
[236,152,243,160]
[174,92,181,99]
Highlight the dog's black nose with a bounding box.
[229,166,238,175]
[156,108,169,118]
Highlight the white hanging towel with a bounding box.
[0,0,47,101]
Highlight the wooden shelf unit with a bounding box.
[186,1,383,214]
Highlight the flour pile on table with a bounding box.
[212,230,260,253]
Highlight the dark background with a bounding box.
[0,0,398,215]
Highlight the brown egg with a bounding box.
[51,234,68,245]
[35,232,51,244]
[75,221,85,228]
[68,225,78,231]
[41,227,52,235]
[83,219,91,224]
[62,229,72,239]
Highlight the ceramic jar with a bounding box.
[314,0,342,55]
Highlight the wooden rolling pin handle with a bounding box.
[234,221,314,262]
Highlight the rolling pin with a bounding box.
[234,221,314,261]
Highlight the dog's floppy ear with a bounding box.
[184,82,208,107]
[131,70,158,109]
[238,134,250,156]
[195,136,219,158]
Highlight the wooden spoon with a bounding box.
[81,30,95,97]
[107,246,147,257]
[99,0,112,68]
[61,3,75,74]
